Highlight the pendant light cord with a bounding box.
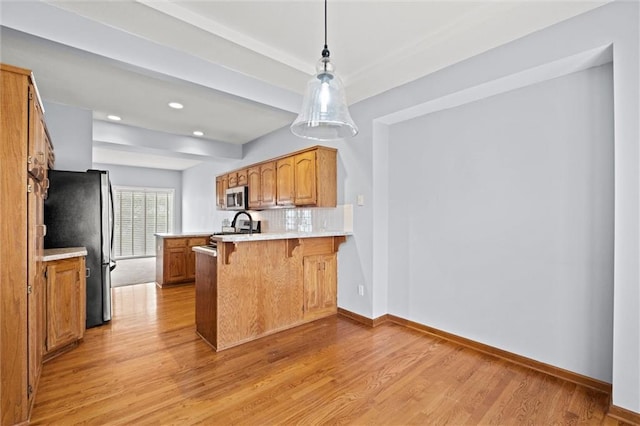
[322,0,330,58]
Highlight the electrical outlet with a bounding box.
[357,195,365,206]
[358,285,364,296]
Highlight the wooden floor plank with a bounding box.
[30,283,618,425]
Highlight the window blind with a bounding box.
[113,187,174,258]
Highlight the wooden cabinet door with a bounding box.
[260,161,276,207]
[276,156,295,206]
[303,254,337,320]
[27,102,47,401]
[247,165,261,209]
[248,163,276,209]
[215,176,227,209]
[294,151,317,206]
[27,86,47,182]
[237,169,248,186]
[227,172,238,188]
[46,258,84,352]
[166,247,187,282]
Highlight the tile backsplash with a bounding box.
[252,204,353,233]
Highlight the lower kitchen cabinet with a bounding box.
[303,254,337,321]
[156,235,210,287]
[43,255,86,360]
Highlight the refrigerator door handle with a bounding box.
[109,183,115,253]
[108,182,117,271]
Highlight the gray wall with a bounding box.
[181,160,241,233]
[43,101,92,171]
[93,163,183,234]
[388,64,614,381]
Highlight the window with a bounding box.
[113,186,174,258]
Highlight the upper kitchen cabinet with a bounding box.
[247,161,276,209]
[237,169,248,187]
[293,148,336,207]
[227,172,238,188]
[276,156,295,207]
[216,146,337,211]
[215,175,228,209]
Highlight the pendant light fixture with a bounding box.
[290,0,358,141]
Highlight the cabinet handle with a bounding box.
[86,268,91,278]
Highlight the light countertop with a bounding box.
[43,247,87,262]
[155,232,213,239]
[210,230,351,243]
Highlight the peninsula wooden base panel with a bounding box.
[198,237,343,351]
[29,283,621,425]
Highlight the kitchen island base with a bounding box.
[194,235,346,351]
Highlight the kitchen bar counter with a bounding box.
[195,234,348,351]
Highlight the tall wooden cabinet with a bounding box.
[1,64,53,426]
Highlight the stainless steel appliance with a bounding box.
[225,185,248,210]
[44,169,116,328]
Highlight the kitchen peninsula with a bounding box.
[194,231,349,351]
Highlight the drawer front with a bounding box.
[188,237,209,247]
[165,238,187,248]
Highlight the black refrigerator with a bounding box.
[44,169,116,328]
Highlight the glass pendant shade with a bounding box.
[291,57,358,140]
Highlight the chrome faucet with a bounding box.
[231,211,253,234]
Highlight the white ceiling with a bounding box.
[0,0,608,170]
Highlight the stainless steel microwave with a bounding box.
[225,186,248,210]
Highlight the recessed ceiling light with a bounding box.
[168,102,184,109]
[193,131,204,137]
[107,115,121,121]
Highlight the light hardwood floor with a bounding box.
[31,282,619,425]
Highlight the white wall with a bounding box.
[368,1,638,412]
[181,160,242,233]
[180,2,639,413]
[388,64,614,381]
[43,101,92,171]
[93,163,183,234]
